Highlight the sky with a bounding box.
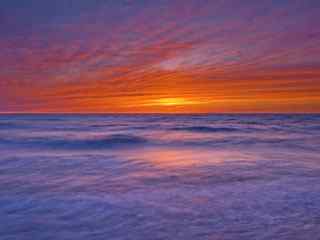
[0,0,320,113]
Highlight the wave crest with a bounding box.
[172,126,238,133]
[3,134,148,150]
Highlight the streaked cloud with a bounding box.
[0,0,319,113]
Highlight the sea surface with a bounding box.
[0,114,320,240]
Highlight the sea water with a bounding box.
[0,114,320,239]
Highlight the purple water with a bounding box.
[0,114,320,239]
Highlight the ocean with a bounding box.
[0,114,320,239]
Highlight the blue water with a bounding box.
[0,114,320,239]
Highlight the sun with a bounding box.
[148,97,199,106]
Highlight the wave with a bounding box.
[172,126,239,133]
[1,134,148,150]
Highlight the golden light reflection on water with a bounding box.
[123,147,254,169]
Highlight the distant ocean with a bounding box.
[0,114,320,239]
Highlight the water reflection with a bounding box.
[121,147,255,169]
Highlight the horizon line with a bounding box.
[0,112,319,115]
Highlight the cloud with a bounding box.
[0,0,320,112]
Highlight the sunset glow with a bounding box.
[144,98,202,107]
[0,0,319,113]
